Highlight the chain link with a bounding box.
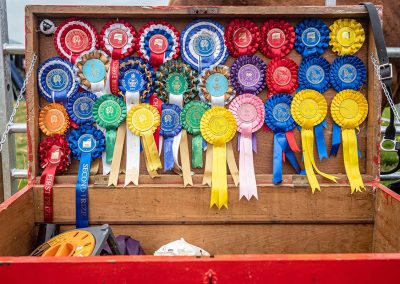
[0,53,38,152]
[370,53,400,124]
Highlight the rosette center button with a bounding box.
[209,116,228,136]
[65,29,88,53]
[299,99,319,119]
[149,34,168,54]
[339,99,359,119]
[233,27,252,48]
[238,103,257,123]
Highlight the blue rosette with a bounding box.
[265,94,303,184]
[298,56,330,93]
[180,19,229,73]
[38,56,78,104]
[295,19,330,57]
[66,91,97,126]
[330,55,367,92]
[160,103,182,172]
[118,57,155,102]
[67,124,105,228]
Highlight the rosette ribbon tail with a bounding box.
[210,143,228,209]
[330,122,341,156]
[105,129,117,164]
[192,135,204,168]
[76,152,91,228]
[301,129,321,193]
[343,129,365,193]
[180,130,193,186]
[202,145,213,186]
[239,130,258,200]
[109,49,122,96]
[314,120,329,161]
[285,130,300,152]
[163,137,174,171]
[150,95,162,151]
[142,131,162,174]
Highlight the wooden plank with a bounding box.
[33,186,374,224]
[0,186,35,256]
[60,223,373,254]
[373,186,400,252]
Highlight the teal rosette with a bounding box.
[295,18,330,57]
[92,94,127,164]
[160,103,182,171]
[330,55,366,92]
[264,94,302,184]
[67,124,105,228]
[298,56,331,93]
[66,91,97,125]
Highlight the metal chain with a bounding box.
[0,53,38,152]
[370,52,400,124]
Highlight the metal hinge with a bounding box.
[188,7,219,15]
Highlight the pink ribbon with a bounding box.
[239,125,258,200]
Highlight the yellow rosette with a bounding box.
[200,106,237,209]
[127,104,162,175]
[291,89,338,192]
[39,103,69,136]
[331,90,368,193]
[329,19,365,55]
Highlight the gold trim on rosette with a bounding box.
[127,104,162,176]
[199,65,235,105]
[329,19,365,55]
[331,90,368,193]
[39,103,70,136]
[200,106,237,209]
[75,50,110,89]
[291,89,338,192]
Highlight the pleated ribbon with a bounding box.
[294,18,330,57]
[224,19,260,58]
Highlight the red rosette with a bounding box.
[39,135,71,223]
[260,19,295,59]
[100,20,137,95]
[266,58,298,94]
[54,18,99,64]
[224,19,260,58]
[136,21,180,68]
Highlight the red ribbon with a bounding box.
[286,130,301,153]
[149,94,163,150]
[260,19,295,59]
[39,135,70,223]
[266,58,298,95]
[225,19,260,58]
[109,48,122,96]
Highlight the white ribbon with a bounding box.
[169,93,183,169]
[125,91,141,186]
[239,130,257,200]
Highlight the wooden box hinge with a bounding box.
[188,7,219,15]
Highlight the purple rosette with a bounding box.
[230,55,266,96]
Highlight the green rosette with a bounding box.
[92,94,127,164]
[181,100,210,168]
[156,60,199,104]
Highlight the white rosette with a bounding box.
[102,23,135,55]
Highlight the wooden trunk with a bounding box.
[1,5,400,283]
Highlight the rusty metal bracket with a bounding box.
[188,7,219,15]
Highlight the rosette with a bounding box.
[74,50,110,95]
[266,58,298,95]
[127,104,162,175]
[39,103,70,136]
[180,19,228,73]
[66,91,97,125]
[294,19,330,57]
[38,56,78,104]
[264,94,302,184]
[330,55,366,92]
[92,94,126,164]
[298,56,330,93]
[137,21,180,68]
[181,100,210,169]
[39,135,71,223]
[330,90,368,193]
[329,19,365,55]
[291,89,338,192]
[260,19,295,59]
[224,19,260,58]
[160,104,182,171]
[200,106,237,209]
[229,94,264,200]
[230,55,266,96]
[156,60,198,104]
[100,20,137,96]
[54,18,99,64]
[67,124,105,228]
[199,65,235,106]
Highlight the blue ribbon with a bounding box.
[66,91,97,125]
[265,94,303,184]
[67,124,105,228]
[315,120,329,161]
[294,18,329,57]
[330,55,367,92]
[160,104,182,172]
[38,56,78,104]
[298,56,330,93]
[330,122,341,156]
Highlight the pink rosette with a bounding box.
[260,19,295,59]
[54,18,99,64]
[229,94,265,201]
[266,58,298,95]
[100,20,137,96]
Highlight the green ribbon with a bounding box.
[192,135,204,168]
[105,128,117,164]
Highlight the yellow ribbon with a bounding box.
[329,19,365,55]
[200,107,237,209]
[331,90,368,193]
[127,104,162,176]
[291,89,338,192]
